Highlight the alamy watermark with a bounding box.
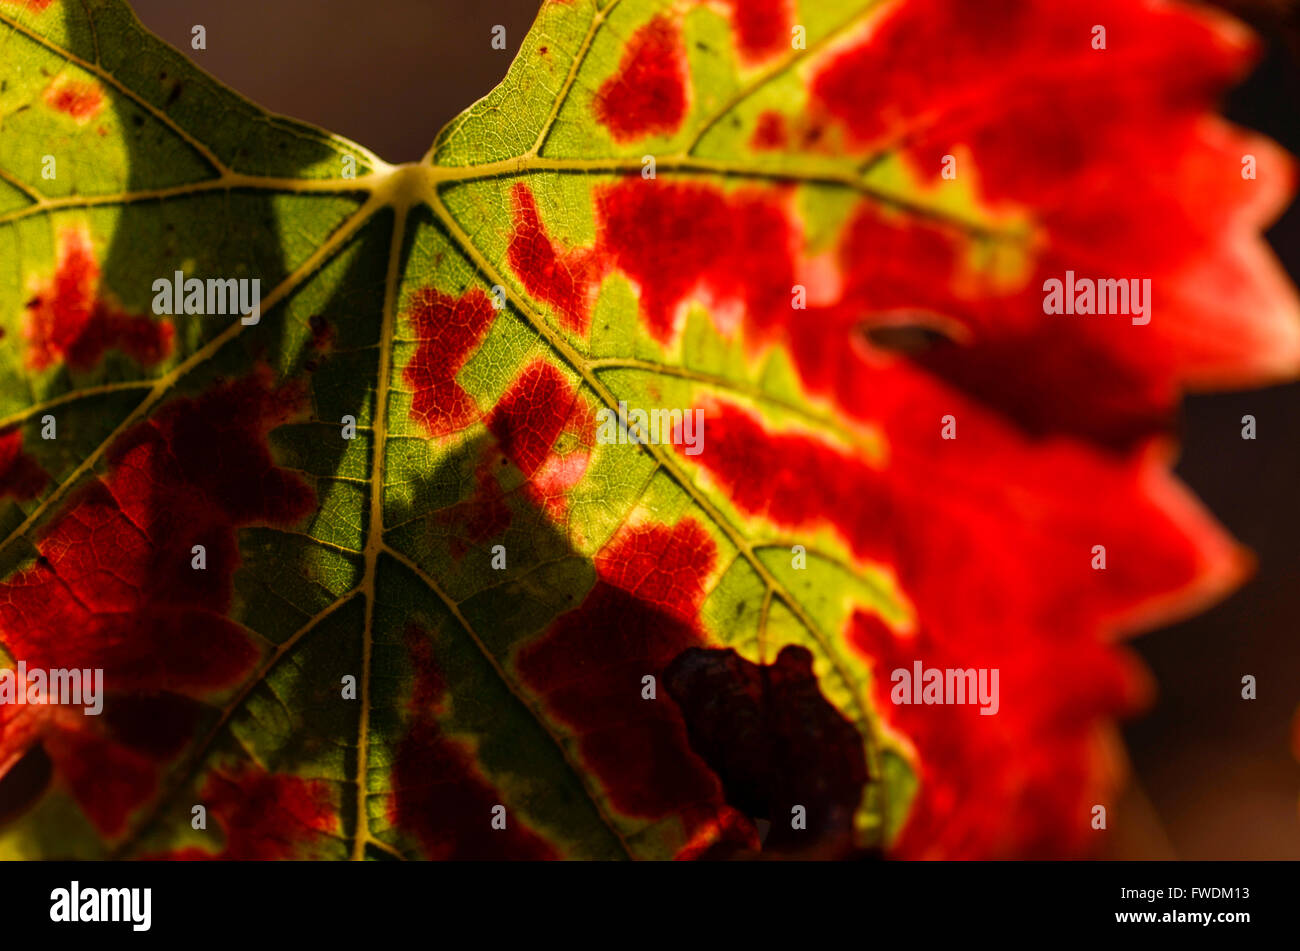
[152,270,261,325]
[50,881,151,932]
[1043,270,1151,325]
[0,662,103,715]
[595,401,704,456]
[890,661,999,715]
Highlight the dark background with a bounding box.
[126,0,1300,859]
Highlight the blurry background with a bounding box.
[126,0,1300,859]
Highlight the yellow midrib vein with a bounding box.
[349,193,404,862]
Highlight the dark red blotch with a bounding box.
[664,643,871,857]
[156,765,336,860]
[0,429,49,501]
[0,369,316,836]
[515,519,753,850]
[390,625,558,859]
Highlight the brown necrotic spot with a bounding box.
[664,644,872,858]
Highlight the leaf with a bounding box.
[0,0,1294,860]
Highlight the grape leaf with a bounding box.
[0,0,1294,860]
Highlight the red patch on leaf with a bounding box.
[683,401,890,562]
[43,77,104,122]
[402,287,497,437]
[507,184,601,332]
[0,369,316,836]
[391,625,558,859]
[594,14,689,142]
[0,429,48,501]
[516,519,751,851]
[487,361,576,476]
[23,229,173,372]
[751,110,788,150]
[498,180,797,344]
[24,713,155,837]
[487,359,594,520]
[434,360,595,552]
[596,179,796,342]
[157,765,337,860]
[718,0,791,63]
[0,0,57,10]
